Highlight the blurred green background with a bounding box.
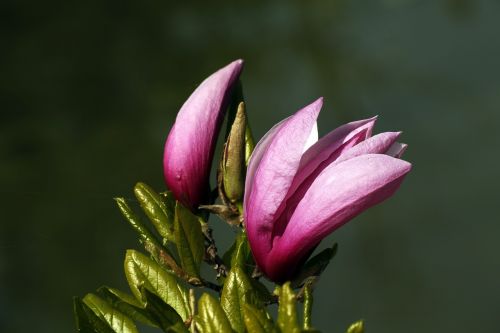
[1,0,499,332]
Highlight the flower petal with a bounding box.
[271,117,378,227]
[265,154,411,281]
[298,116,377,174]
[163,59,244,210]
[334,132,402,164]
[386,142,408,158]
[287,117,378,201]
[244,98,323,264]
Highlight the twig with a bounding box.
[201,223,228,278]
[201,279,222,292]
[251,265,263,279]
[263,294,279,306]
[154,245,222,292]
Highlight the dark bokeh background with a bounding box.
[1,0,499,332]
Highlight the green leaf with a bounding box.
[115,198,163,251]
[242,303,278,333]
[302,283,313,330]
[140,287,188,332]
[230,232,253,273]
[250,278,274,305]
[116,198,181,275]
[74,297,114,333]
[220,266,253,333]
[277,282,300,333]
[124,249,191,321]
[166,322,192,333]
[134,182,175,243]
[223,232,253,274]
[196,293,233,333]
[244,122,255,167]
[291,244,337,288]
[174,202,205,278]
[97,286,142,307]
[96,286,157,327]
[82,294,139,333]
[346,320,364,333]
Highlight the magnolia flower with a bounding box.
[244,98,412,281]
[163,60,244,210]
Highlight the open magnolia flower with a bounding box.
[244,98,412,281]
[75,60,413,333]
[163,59,244,211]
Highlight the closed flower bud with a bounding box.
[163,60,244,211]
[222,102,247,205]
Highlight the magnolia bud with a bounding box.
[163,60,244,211]
[222,102,247,205]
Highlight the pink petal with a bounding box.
[271,130,367,237]
[386,142,408,158]
[334,132,402,164]
[163,60,244,210]
[271,117,378,229]
[265,154,411,281]
[287,117,378,201]
[244,98,323,264]
[299,117,377,171]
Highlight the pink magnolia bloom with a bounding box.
[244,98,412,282]
[164,60,244,210]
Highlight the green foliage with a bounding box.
[96,286,157,327]
[222,231,253,274]
[346,320,364,333]
[221,266,254,333]
[134,182,175,243]
[292,244,337,289]
[82,294,139,333]
[115,197,164,252]
[74,183,342,333]
[276,283,300,333]
[196,293,233,333]
[140,287,187,332]
[124,250,191,321]
[303,284,313,330]
[174,203,205,279]
[242,304,278,333]
[74,297,115,333]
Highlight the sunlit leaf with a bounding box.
[74,297,114,333]
[96,286,157,327]
[196,293,233,333]
[134,182,175,243]
[140,287,187,332]
[277,282,300,333]
[82,294,139,333]
[115,197,164,252]
[124,249,191,321]
[221,266,253,333]
[115,199,179,273]
[222,232,253,274]
[242,303,278,333]
[346,320,364,333]
[174,202,205,278]
[302,283,313,330]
